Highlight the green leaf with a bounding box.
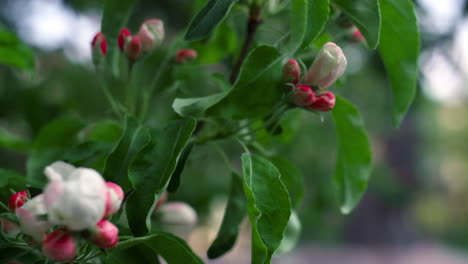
[333,0,381,49]
[208,46,284,119]
[276,211,301,255]
[87,120,123,143]
[241,153,291,264]
[0,26,35,70]
[0,128,32,152]
[332,96,372,214]
[103,244,160,264]
[270,157,304,208]
[207,173,246,259]
[112,232,203,264]
[185,0,237,41]
[101,0,135,75]
[296,0,330,51]
[26,118,84,188]
[103,117,151,191]
[126,119,196,236]
[377,0,420,126]
[0,169,27,190]
[172,91,230,118]
[167,142,194,193]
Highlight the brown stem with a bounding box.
[229,5,262,84]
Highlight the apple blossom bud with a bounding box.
[308,91,336,112]
[8,191,28,211]
[126,36,142,60]
[305,42,347,89]
[138,19,164,52]
[159,202,197,226]
[351,27,365,42]
[155,191,168,211]
[175,49,198,63]
[91,32,107,56]
[16,195,52,242]
[89,219,119,248]
[283,59,301,84]
[1,218,20,236]
[43,161,107,231]
[118,28,132,52]
[42,229,77,262]
[104,182,124,218]
[291,84,316,107]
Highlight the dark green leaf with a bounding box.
[270,157,304,208]
[172,91,230,118]
[26,118,84,188]
[112,232,203,264]
[289,0,307,54]
[208,46,284,119]
[276,211,301,254]
[333,0,381,49]
[0,169,26,190]
[377,0,420,126]
[332,96,372,214]
[103,244,160,264]
[207,173,246,259]
[0,26,35,70]
[185,0,237,41]
[103,117,151,191]
[126,119,196,236]
[294,0,330,51]
[87,120,123,143]
[241,153,291,264]
[167,142,194,193]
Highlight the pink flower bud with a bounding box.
[283,59,301,84]
[1,218,20,236]
[89,220,119,248]
[175,49,198,63]
[91,32,107,56]
[155,191,168,211]
[118,28,132,52]
[308,91,336,112]
[305,42,347,89]
[350,26,365,42]
[291,84,316,107]
[159,202,197,226]
[42,229,77,262]
[126,36,142,60]
[8,191,28,211]
[104,182,124,218]
[138,19,164,52]
[16,195,52,242]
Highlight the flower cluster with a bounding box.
[8,161,124,262]
[283,42,347,112]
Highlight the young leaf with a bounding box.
[298,0,330,51]
[333,0,381,49]
[185,0,237,41]
[26,118,84,188]
[377,0,420,126]
[167,142,194,192]
[208,46,284,120]
[103,117,151,191]
[288,0,307,54]
[111,232,203,264]
[126,119,196,236]
[207,173,246,259]
[270,157,304,208]
[172,91,230,118]
[332,96,372,214]
[241,153,291,264]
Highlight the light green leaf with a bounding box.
[270,156,304,208]
[333,0,381,49]
[332,96,372,214]
[172,91,230,118]
[185,0,237,41]
[167,142,194,192]
[207,173,246,259]
[276,211,301,255]
[103,117,151,191]
[377,0,420,126]
[0,26,35,70]
[241,153,291,264]
[126,119,196,236]
[300,0,330,50]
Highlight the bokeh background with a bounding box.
[1,0,468,263]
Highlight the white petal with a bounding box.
[44,161,76,181]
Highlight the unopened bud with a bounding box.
[175,49,198,63]
[118,28,132,52]
[159,202,197,226]
[308,91,336,112]
[42,229,77,262]
[138,19,164,52]
[104,182,124,218]
[126,36,142,60]
[305,42,347,89]
[16,195,52,242]
[8,191,28,211]
[283,59,301,84]
[350,27,365,43]
[291,84,316,107]
[91,32,107,56]
[155,191,168,211]
[89,220,119,248]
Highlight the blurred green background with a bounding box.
[1,0,468,263]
